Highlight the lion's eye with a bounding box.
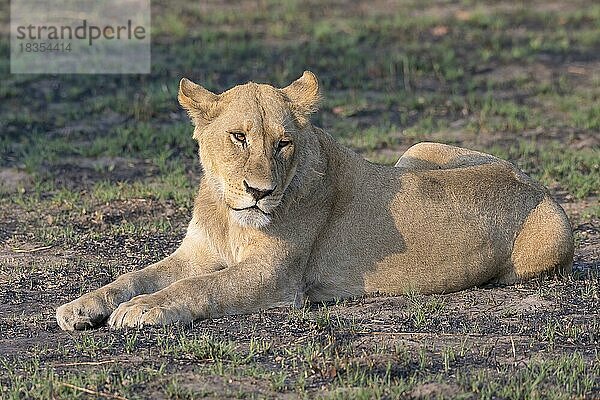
[277,140,292,151]
[230,132,247,145]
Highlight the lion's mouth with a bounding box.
[230,204,271,215]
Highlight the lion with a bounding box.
[56,71,574,330]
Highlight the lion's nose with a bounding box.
[243,180,275,201]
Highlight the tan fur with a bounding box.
[56,72,574,330]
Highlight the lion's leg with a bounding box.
[395,142,500,170]
[498,196,574,284]
[108,261,302,329]
[56,235,220,331]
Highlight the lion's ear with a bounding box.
[178,78,220,131]
[281,71,320,124]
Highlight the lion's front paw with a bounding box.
[56,293,113,331]
[107,295,192,329]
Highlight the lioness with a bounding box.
[56,71,574,330]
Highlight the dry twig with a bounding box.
[56,382,128,400]
[12,245,53,253]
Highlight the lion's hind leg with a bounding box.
[499,196,574,284]
[395,142,500,170]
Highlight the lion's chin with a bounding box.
[230,208,272,228]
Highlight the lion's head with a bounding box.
[178,71,320,228]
